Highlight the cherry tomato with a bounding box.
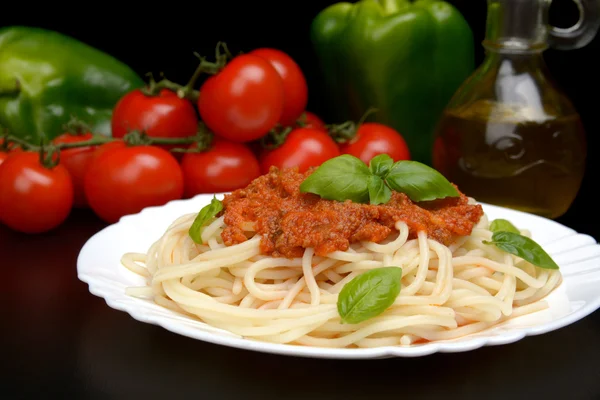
[198,54,284,143]
[89,140,126,165]
[181,138,261,197]
[249,48,308,127]
[0,151,8,166]
[259,128,340,174]
[339,123,411,164]
[0,139,24,155]
[111,88,198,148]
[0,151,74,233]
[52,132,97,208]
[84,145,184,224]
[298,111,326,130]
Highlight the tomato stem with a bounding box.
[188,42,232,77]
[122,129,204,147]
[185,52,207,86]
[140,72,200,101]
[139,42,233,102]
[38,140,61,169]
[62,115,93,135]
[358,107,379,126]
[57,136,113,149]
[3,125,213,165]
[5,135,35,150]
[259,124,294,150]
[0,128,9,151]
[326,107,379,144]
[295,112,308,127]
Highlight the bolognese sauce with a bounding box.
[221,167,483,258]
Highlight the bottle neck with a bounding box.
[484,0,552,54]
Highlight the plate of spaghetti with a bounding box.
[77,154,600,359]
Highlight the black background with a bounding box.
[1,0,597,236]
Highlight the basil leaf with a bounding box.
[369,154,393,178]
[483,231,559,270]
[385,160,459,202]
[299,154,371,203]
[337,266,403,324]
[189,196,223,244]
[368,175,391,205]
[490,219,520,234]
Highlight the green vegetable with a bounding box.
[337,267,403,324]
[490,219,520,234]
[385,160,459,202]
[483,231,559,270]
[311,0,474,165]
[299,154,371,203]
[0,26,145,142]
[368,175,392,205]
[300,154,459,204]
[189,197,223,244]
[369,154,393,178]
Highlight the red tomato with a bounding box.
[90,140,126,165]
[259,128,340,174]
[249,48,308,127]
[181,138,261,197]
[84,145,184,224]
[52,132,96,208]
[0,151,8,166]
[298,111,326,130]
[111,88,198,148]
[198,54,284,143]
[0,138,23,154]
[339,123,411,164]
[0,151,74,233]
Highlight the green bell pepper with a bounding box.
[0,26,145,142]
[311,0,474,165]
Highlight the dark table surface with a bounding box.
[3,206,600,400]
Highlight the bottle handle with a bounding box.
[549,0,600,50]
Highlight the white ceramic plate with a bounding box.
[77,195,600,359]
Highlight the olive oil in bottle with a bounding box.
[432,0,598,219]
[434,100,586,219]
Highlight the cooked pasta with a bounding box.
[121,208,561,348]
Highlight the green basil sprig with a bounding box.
[299,154,458,204]
[484,231,559,270]
[337,267,403,324]
[369,154,393,178]
[490,218,520,234]
[189,196,223,244]
[299,154,371,203]
[385,160,459,202]
[368,175,392,205]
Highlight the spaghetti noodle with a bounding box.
[121,192,561,348]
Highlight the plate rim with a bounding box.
[76,195,600,359]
